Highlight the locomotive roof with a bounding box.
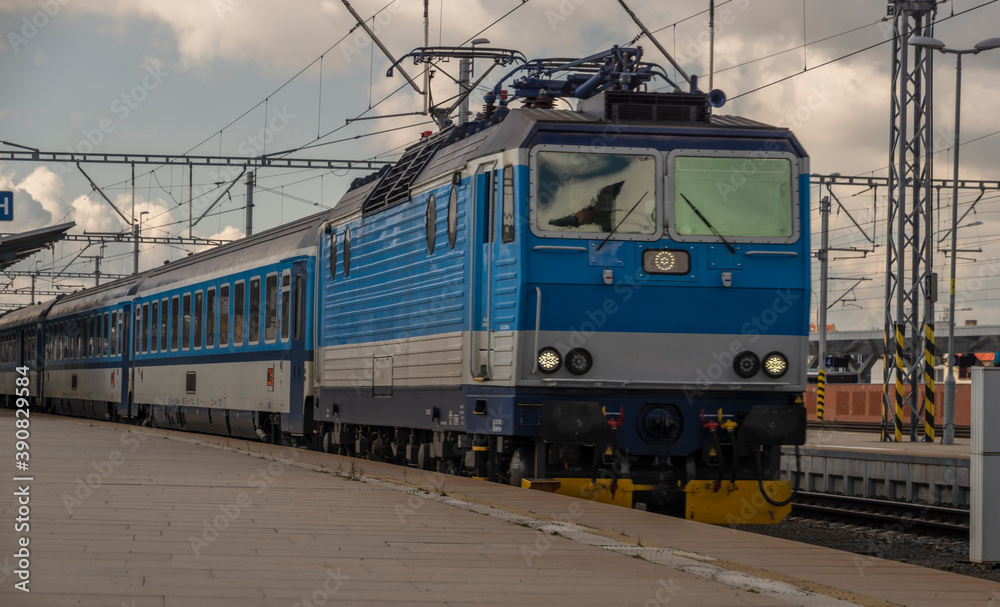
[412,106,787,189]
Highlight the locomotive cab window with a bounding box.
[667,151,798,244]
[502,165,515,243]
[531,148,660,240]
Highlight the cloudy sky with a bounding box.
[1,0,999,332]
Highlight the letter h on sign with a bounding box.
[0,191,12,221]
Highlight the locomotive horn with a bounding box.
[708,89,726,108]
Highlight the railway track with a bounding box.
[792,491,970,536]
[806,420,971,439]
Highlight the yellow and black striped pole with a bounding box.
[923,323,935,442]
[881,328,889,442]
[816,369,826,421]
[894,323,905,443]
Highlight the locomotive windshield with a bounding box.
[533,151,657,237]
[671,155,794,240]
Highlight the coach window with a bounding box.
[150,302,158,353]
[234,281,245,346]
[171,295,180,351]
[77,318,83,359]
[448,185,458,249]
[182,293,192,350]
[88,316,95,358]
[265,274,278,343]
[103,312,109,356]
[502,165,514,243]
[220,284,231,347]
[110,313,117,356]
[206,288,216,348]
[280,272,290,342]
[426,194,436,254]
[159,299,168,352]
[249,277,261,344]
[343,227,351,278]
[96,314,103,357]
[142,303,150,353]
[194,290,203,349]
[135,311,142,355]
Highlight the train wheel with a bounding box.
[509,446,532,487]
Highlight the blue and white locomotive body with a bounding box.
[313,88,809,519]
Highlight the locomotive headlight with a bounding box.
[762,352,789,378]
[564,348,593,375]
[642,249,691,275]
[733,351,760,378]
[538,347,562,374]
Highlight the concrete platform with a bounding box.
[1,411,998,606]
[784,429,972,506]
[803,428,971,459]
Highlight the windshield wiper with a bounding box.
[679,193,735,254]
[596,191,648,251]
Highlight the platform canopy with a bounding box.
[0,222,75,272]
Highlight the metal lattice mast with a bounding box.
[884,1,936,442]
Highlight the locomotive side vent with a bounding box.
[580,91,710,123]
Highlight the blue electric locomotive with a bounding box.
[0,47,807,523]
[311,47,808,522]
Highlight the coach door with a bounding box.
[283,260,309,434]
[117,304,132,420]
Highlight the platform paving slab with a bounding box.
[0,411,996,606]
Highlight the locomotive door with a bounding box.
[283,260,309,434]
[472,162,497,379]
